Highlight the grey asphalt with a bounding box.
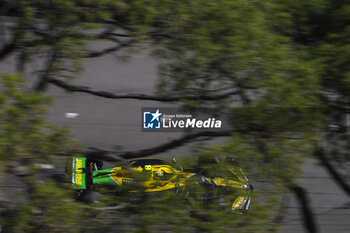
[1,36,349,233]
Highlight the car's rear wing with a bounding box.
[72,156,87,190]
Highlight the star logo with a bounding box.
[143,109,162,129]
[150,109,162,122]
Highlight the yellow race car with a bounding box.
[72,156,253,213]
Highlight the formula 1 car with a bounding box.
[72,156,253,213]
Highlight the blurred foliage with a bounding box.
[0,74,85,233]
[1,0,350,232]
[267,0,350,164]
[0,74,75,167]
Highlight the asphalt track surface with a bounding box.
[1,36,350,233]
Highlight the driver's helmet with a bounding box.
[155,170,164,177]
[153,167,173,180]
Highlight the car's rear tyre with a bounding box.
[80,190,100,203]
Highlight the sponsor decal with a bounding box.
[122,179,136,184]
[76,158,83,171]
[75,174,83,185]
[72,157,86,189]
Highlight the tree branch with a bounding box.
[107,32,132,37]
[84,130,233,161]
[86,35,136,58]
[0,36,58,61]
[48,78,239,102]
[288,184,319,233]
[92,203,129,211]
[32,52,57,91]
[314,147,350,196]
[0,41,15,60]
[118,130,233,159]
[86,43,126,57]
